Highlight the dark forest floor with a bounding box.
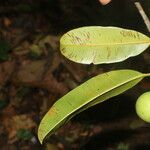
[0,1,150,150]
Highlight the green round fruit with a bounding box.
[136,92,150,123]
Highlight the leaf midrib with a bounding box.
[61,41,150,46]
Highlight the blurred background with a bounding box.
[0,0,149,149]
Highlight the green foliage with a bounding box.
[38,26,150,144]
[0,40,11,61]
[60,26,150,64]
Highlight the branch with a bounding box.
[135,2,150,32]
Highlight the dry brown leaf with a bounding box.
[46,143,59,150]
[62,60,87,83]
[0,61,15,89]
[14,60,46,83]
[12,59,68,95]
[2,113,36,143]
[38,35,60,50]
[3,17,12,27]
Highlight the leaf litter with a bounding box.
[0,1,149,150]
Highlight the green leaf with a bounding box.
[38,69,150,144]
[60,26,150,64]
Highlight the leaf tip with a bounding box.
[38,122,46,144]
[37,129,43,144]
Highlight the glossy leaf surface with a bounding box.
[38,69,149,143]
[60,26,150,64]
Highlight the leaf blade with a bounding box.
[38,69,146,144]
[60,26,150,64]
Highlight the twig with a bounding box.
[135,2,150,32]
